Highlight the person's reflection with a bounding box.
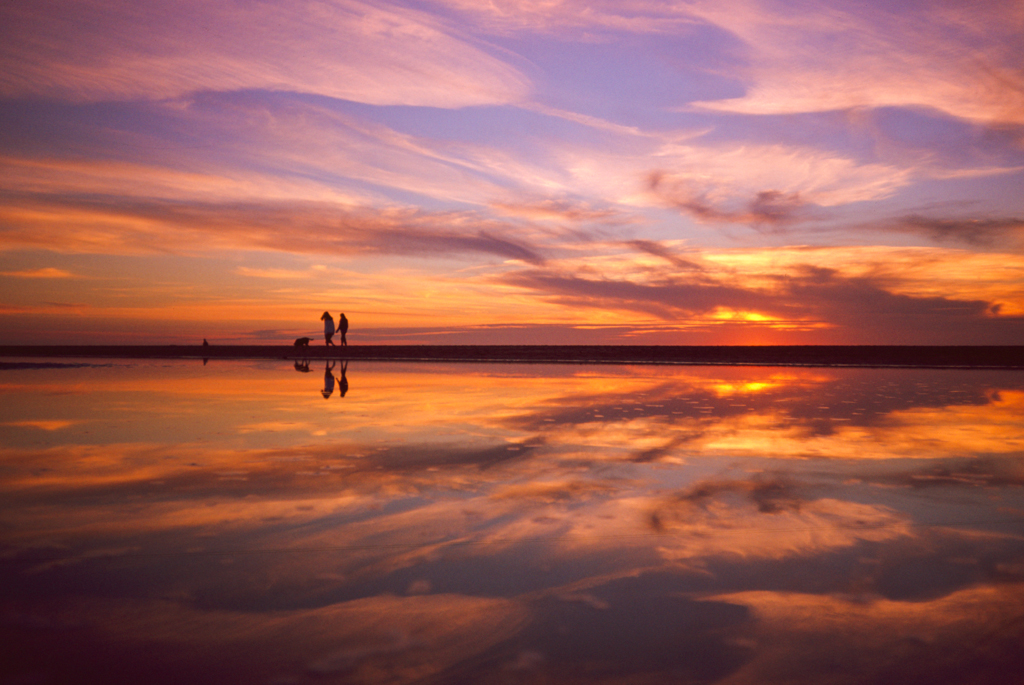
[294,359,310,373]
[337,360,348,398]
[322,360,336,399]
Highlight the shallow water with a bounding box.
[2,359,1023,684]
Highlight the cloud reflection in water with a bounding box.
[1,360,1023,683]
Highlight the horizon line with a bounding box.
[2,344,1021,370]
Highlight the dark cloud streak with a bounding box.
[0,193,547,264]
[647,171,809,228]
[894,214,1024,246]
[502,263,1024,343]
[627,239,704,270]
[501,269,780,319]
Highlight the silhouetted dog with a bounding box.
[294,337,311,347]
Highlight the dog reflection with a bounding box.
[294,359,310,373]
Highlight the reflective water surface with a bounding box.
[2,359,1023,684]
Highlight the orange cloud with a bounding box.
[0,193,547,264]
[0,267,74,278]
[712,583,1024,684]
[3,196,1023,343]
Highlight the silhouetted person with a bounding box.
[337,313,349,346]
[337,360,348,397]
[202,338,209,347]
[321,311,336,346]
[322,360,336,399]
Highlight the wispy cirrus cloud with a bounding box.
[428,0,703,35]
[488,198,627,225]
[643,143,912,209]
[0,95,591,208]
[434,0,1024,126]
[0,0,530,107]
[551,138,913,222]
[682,0,1024,125]
[0,194,548,264]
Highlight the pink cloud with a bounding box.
[1,0,530,107]
[648,171,811,228]
[683,0,1024,125]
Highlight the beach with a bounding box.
[2,345,1022,368]
[3,357,1024,684]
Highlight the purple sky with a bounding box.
[1,0,1022,344]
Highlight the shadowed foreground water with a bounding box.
[2,359,1023,684]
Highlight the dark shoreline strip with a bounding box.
[1,345,1022,369]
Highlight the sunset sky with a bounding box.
[1,0,1022,345]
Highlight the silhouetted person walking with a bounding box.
[321,311,336,346]
[337,312,349,346]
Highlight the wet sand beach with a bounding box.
[4,356,1024,683]
[2,345,1022,368]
